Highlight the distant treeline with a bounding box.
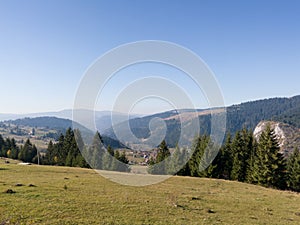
[0,135,38,163]
[105,96,300,148]
[44,128,130,172]
[225,96,300,134]
[1,125,299,192]
[148,125,300,192]
[0,128,130,173]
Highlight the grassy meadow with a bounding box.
[0,158,299,225]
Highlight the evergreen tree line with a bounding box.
[1,128,130,173]
[148,125,300,192]
[81,131,130,172]
[44,128,130,172]
[0,134,38,163]
[44,128,89,167]
[2,125,299,192]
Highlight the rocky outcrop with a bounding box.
[254,121,300,157]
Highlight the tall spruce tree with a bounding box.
[177,147,190,176]
[148,140,171,175]
[156,140,171,163]
[45,129,88,168]
[111,150,120,171]
[188,135,211,177]
[9,138,19,159]
[250,125,286,189]
[212,133,232,179]
[56,134,65,165]
[62,128,74,166]
[45,140,55,165]
[102,145,113,171]
[286,148,300,192]
[167,145,181,175]
[74,129,84,150]
[18,139,37,163]
[0,134,5,157]
[246,138,258,183]
[90,131,105,169]
[230,129,253,182]
[110,150,130,172]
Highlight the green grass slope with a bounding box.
[0,159,299,225]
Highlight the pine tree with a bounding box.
[110,150,130,172]
[231,129,253,182]
[74,154,88,168]
[43,129,88,168]
[65,152,73,167]
[246,138,258,183]
[250,125,286,189]
[70,134,81,167]
[31,145,39,164]
[177,148,190,176]
[167,145,181,175]
[212,133,232,179]
[187,135,211,177]
[10,138,19,159]
[156,140,170,162]
[90,131,105,169]
[18,139,37,163]
[101,145,114,171]
[45,140,55,165]
[148,140,170,175]
[107,145,114,157]
[2,137,19,159]
[73,129,89,167]
[56,134,65,165]
[0,134,5,157]
[74,129,84,151]
[286,148,300,192]
[118,151,129,164]
[117,151,130,172]
[62,128,74,166]
[111,150,120,171]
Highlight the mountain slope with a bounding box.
[0,117,126,149]
[0,109,141,132]
[104,95,300,148]
[254,121,300,156]
[103,109,217,149]
[226,95,300,132]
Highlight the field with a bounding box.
[0,123,57,151]
[0,158,299,225]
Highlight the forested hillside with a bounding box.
[0,117,126,149]
[148,126,300,192]
[104,95,300,147]
[226,95,300,132]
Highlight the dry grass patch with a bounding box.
[0,160,299,224]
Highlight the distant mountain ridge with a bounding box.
[226,95,300,131]
[7,116,84,131]
[0,109,141,132]
[0,116,127,149]
[1,95,299,149]
[103,95,300,148]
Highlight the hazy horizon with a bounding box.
[1,1,299,114]
[1,93,299,116]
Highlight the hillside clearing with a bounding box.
[0,160,299,224]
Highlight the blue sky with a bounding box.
[0,0,299,114]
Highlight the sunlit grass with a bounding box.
[0,159,299,224]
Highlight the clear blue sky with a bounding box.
[0,0,299,114]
